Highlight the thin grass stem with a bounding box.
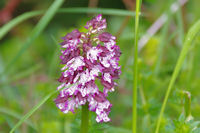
[133,0,142,133]
[0,107,37,131]
[155,19,200,133]
[9,82,75,133]
[0,0,64,77]
[0,8,138,40]
[9,89,59,133]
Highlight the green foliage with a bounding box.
[156,19,200,133]
[1,0,200,132]
[166,114,200,133]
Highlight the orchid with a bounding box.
[55,14,121,122]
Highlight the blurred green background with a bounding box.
[1,0,200,132]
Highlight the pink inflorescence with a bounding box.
[54,14,121,123]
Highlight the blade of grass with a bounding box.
[133,0,142,133]
[58,7,137,16]
[155,19,200,133]
[0,107,37,131]
[182,91,192,118]
[0,8,137,41]
[9,89,58,133]
[1,0,64,75]
[9,83,74,133]
[4,116,20,133]
[0,11,42,40]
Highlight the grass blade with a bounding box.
[132,0,142,133]
[9,89,59,133]
[0,11,42,40]
[155,19,200,133]
[0,8,137,40]
[58,7,136,16]
[0,107,37,131]
[2,0,64,75]
[9,82,75,133]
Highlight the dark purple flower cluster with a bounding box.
[55,14,121,122]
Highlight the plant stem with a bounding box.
[183,91,191,118]
[155,20,200,133]
[81,104,89,133]
[133,0,142,133]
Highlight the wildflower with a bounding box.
[55,14,121,122]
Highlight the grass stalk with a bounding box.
[81,104,89,133]
[155,19,200,133]
[9,89,59,133]
[0,8,137,41]
[0,107,37,131]
[2,0,64,75]
[133,0,142,133]
[182,91,191,118]
[9,82,75,133]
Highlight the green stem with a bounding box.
[155,20,200,133]
[0,8,137,41]
[81,104,89,133]
[10,89,59,133]
[133,0,142,133]
[182,91,191,118]
[61,117,65,133]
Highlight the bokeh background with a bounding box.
[1,0,200,132]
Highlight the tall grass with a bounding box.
[0,2,139,132]
[3,0,64,75]
[0,8,136,41]
[133,0,142,133]
[8,0,64,132]
[0,107,37,131]
[0,11,42,40]
[155,19,200,133]
[9,89,59,133]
